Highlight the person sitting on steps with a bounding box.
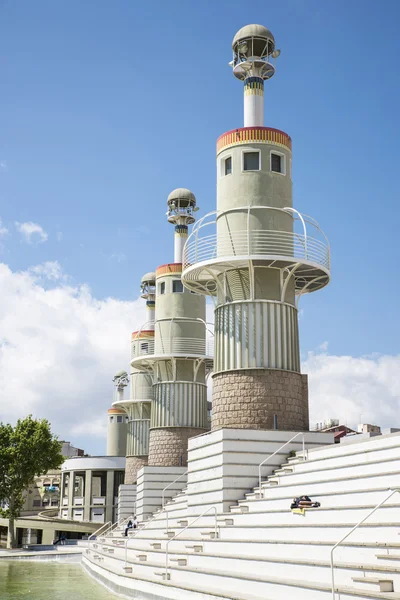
[290,495,321,509]
[124,519,133,537]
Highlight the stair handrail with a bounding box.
[124,509,164,566]
[88,520,112,553]
[258,432,306,499]
[162,470,188,508]
[165,505,218,579]
[330,488,400,600]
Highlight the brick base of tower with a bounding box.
[124,456,148,484]
[211,369,309,431]
[148,427,207,467]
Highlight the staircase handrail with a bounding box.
[124,510,163,566]
[162,470,188,508]
[88,521,112,541]
[258,432,306,499]
[88,520,112,553]
[330,487,400,599]
[165,505,218,579]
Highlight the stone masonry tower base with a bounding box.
[124,456,148,484]
[211,370,309,431]
[148,427,207,467]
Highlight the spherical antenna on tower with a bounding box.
[166,188,198,225]
[230,23,280,82]
[140,271,156,299]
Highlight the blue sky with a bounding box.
[0,1,399,450]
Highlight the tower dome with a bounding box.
[167,188,196,209]
[166,188,198,228]
[232,24,275,58]
[232,24,275,48]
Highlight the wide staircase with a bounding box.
[83,432,400,600]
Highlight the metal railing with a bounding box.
[162,471,189,534]
[162,471,188,509]
[124,512,159,567]
[88,521,112,553]
[258,432,306,499]
[330,488,400,600]
[132,336,214,358]
[165,506,218,579]
[183,206,330,272]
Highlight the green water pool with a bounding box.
[0,561,119,600]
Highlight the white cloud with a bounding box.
[0,259,398,454]
[0,262,146,453]
[0,219,8,238]
[29,261,66,282]
[304,349,400,431]
[15,221,48,244]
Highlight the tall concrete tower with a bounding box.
[114,273,156,484]
[106,371,129,456]
[182,25,330,431]
[131,189,213,467]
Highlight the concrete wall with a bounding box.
[117,484,137,521]
[186,428,333,513]
[136,466,187,521]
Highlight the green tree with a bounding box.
[0,415,63,548]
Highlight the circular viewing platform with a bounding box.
[182,207,330,297]
[131,336,214,371]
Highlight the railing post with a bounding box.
[165,505,219,580]
[330,489,400,600]
[302,433,305,462]
[258,432,303,499]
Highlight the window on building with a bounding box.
[33,499,41,507]
[271,153,281,173]
[243,151,260,171]
[224,156,232,176]
[140,342,148,353]
[271,152,286,174]
[110,416,114,423]
[159,281,165,295]
[172,279,183,293]
[117,415,123,423]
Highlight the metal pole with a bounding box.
[302,434,305,462]
[330,489,398,600]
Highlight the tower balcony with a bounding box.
[131,317,214,374]
[182,206,330,298]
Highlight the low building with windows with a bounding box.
[59,455,125,523]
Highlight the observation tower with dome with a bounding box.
[182,24,331,431]
[130,188,213,470]
[113,272,156,484]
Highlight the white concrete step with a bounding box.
[265,456,400,486]
[227,504,400,525]
[83,553,400,600]
[352,577,394,592]
[243,487,393,509]
[257,470,400,498]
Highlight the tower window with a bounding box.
[271,152,286,174]
[172,280,183,293]
[243,151,260,171]
[224,156,232,176]
[117,416,123,423]
[110,416,114,423]
[140,342,149,353]
[159,281,165,295]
